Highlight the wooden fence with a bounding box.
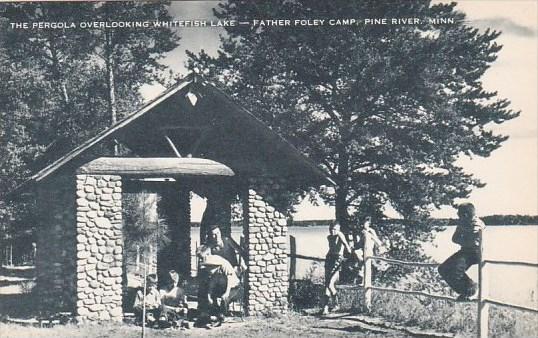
[288,232,538,338]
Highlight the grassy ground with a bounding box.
[0,313,409,338]
[368,291,538,338]
[2,267,536,337]
[304,261,538,338]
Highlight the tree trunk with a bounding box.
[105,30,119,155]
[199,189,232,244]
[105,31,117,124]
[335,145,351,233]
[335,188,350,231]
[49,45,70,108]
[157,185,191,284]
[335,144,357,284]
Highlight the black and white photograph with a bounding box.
[0,1,536,337]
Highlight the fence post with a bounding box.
[363,230,373,312]
[141,259,147,338]
[194,241,199,276]
[136,245,140,272]
[289,235,296,281]
[478,230,489,338]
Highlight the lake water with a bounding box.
[191,225,538,309]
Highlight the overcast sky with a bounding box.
[140,0,537,220]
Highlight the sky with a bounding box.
[140,0,538,220]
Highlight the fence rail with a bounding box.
[365,256,439,267]
[367,285,460,302]
[483,259,538,269]
[288,231,538,338]
[289,253,325,262]
[361,231,538,338]
[483,298,538,313]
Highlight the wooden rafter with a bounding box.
[164,134,182,158]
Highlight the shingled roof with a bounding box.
[6,74,331,198]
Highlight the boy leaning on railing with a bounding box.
[438,202,485,301]
[321,222,353,315]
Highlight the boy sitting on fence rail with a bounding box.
[438,203,485,301]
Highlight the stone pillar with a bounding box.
[157,185,191,282]
[244,178,289,315]
[35,174,77,314]
[75,174,123,321]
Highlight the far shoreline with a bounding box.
[190,214,538,228]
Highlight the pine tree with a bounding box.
[188,0,519,263]
[190,0,518,230]
[0,2,180,262]
[92,2,180,126]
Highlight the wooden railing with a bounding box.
[288,232,538,338]
[288,236,326,280]
[362,231,538,338]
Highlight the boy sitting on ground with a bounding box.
[133,274,161,326]
[159,270,188,327]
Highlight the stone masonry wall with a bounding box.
[75,174,123,321]
[244,178,289,315]
[36,174,77,314]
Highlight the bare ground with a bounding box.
[0,312,412,338]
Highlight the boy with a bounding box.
[133,274,161,326]
[352,218,387,283]
[438,203,485,301]
[208,224,246,272]
[196,245,241,327]
[321,222,352,315]
[159,270,188,327]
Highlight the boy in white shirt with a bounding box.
[133,274,161,325]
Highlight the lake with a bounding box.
[191,225,538,309]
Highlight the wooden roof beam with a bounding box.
[77,157,235,177]
[164,134,182,158]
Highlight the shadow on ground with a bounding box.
[0,293,37,319]
[314,324,380,333]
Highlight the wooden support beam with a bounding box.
[164,135,182,158]
[77,157,235,177]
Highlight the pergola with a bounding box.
[7,74,330,321]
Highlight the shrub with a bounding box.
[289,279,323,310]
[369,291,538,337]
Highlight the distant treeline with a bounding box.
[466,215,537,226]
[290,220,331,227]
[290,215,538,227]
[191,215,538,228]
[439,215,538,226]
